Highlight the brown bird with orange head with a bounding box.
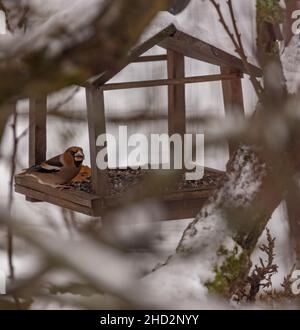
[23,146,85,187]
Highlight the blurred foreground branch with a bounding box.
[0,1,169,102]
[0,0,170,141]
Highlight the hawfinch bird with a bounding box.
[24,147,84,187]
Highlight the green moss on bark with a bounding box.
[206,245,250,297]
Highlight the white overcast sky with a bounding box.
[0,11,5,33]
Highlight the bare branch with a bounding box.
[210,0,264,100]
[48,87,80,113]
[0,0,170,105]
[7,103,17,280]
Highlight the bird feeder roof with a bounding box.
[90,24,261,88]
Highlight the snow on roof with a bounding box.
[140,0,258,66]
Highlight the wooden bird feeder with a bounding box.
[15,25,261,220]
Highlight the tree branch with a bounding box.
[210,0,264,100]
[0,1,169,102]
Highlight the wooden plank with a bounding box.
[29,97,47,166]
[160,198,207,220]
[28,96,47,202]
[161,189,215,201]
[104,186,215,205]
[86,86,108,200]
[220,67,245,155]
[102,73,241,91]
[103,195,208,221]
[160,30,262,77]
[104,190,213,221]
[15,175,100,207]
[106,198,208,221]
[167,50,186,136]
[15,180,215,220]
[103,193,213,221]
[15,185,97,216]
[133,55,167,63]
[204,166,226,175]
[167,50,186,170]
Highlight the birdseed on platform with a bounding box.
[67,168,225,196]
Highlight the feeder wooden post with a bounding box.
[220,66,245,156]
[86,85,107,201]
[167,50,186,169]
[28,97,47,202]
[29,97,47,166]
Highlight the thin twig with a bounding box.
[48,86,81,113]
[210,0,264,100]
[7,104,18,280]
[227,0,243,50]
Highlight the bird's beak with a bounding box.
[74,150,84,162]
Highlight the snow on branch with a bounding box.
[0,1,169,104]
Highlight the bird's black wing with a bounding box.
[30,155,63,173]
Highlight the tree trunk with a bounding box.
[160,0,299,297]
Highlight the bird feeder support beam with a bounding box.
[167,49,186,170]
[28,96,47,202]
[86,85,108,203]
[29,97,47,167]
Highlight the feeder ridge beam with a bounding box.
[132,55,167,63]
